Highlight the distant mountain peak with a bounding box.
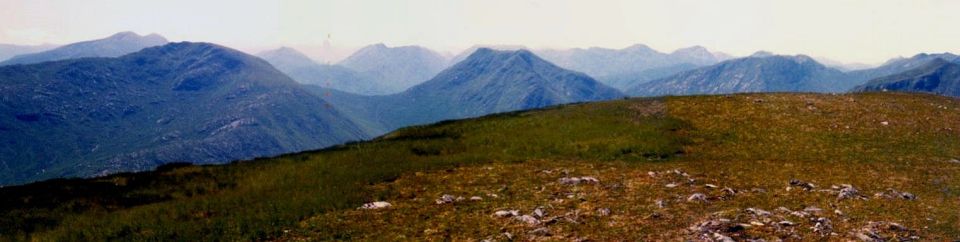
[854,57,960,97]
[0,31,169,66]
[109,31,140,38]
[338,43,448,93]
[750,51,775,57]
[673,45,709,53]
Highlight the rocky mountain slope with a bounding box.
[628,55,855,96]
[853,58,960,97]
[0,42,367,185]
[0,32,168,66]
[319,48,625,134]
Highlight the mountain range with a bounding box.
[853,58,960,97]
[0,32,168,66]
[0,42,367,185]
[0,44,59,62]
[534,45,731,90]
[628,54,854,96]
[318,48,625,134]
[337,43,448,93]
[257,47,390,95]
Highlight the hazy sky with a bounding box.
[1,0,957,64]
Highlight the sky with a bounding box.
[1,0,958,64]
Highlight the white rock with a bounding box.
[665,183,678,188]
[470,196,483,201]
[436,194,457,204]
[687,193,708,203]
[515,215,540,225]
[532,207,546,218]
[880,121,889,126]
[359,201,392,209]
[494,210,520,217]
[597,208,611,217]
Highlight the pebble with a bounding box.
[558,176,600,185]
[470,196,483,201]
[687,193,708,203]
[597,208,611,217]
[515,215,540,225]
[436,194,457,204]
[494,210,520,217]
[532,207,547,218]
[529,227,551,236]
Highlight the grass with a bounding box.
[1,92,959,241]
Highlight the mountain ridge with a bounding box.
[0,32,168,66]
[0,42,367,185]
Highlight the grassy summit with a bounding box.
[2,93,959,241]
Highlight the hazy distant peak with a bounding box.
[750,51,775,57]
[107,31,168,42]
[672,45,709,54]
[624,43,654,51]
[109,31,139,38]
[0,31,169,66]
[256,46,318,72]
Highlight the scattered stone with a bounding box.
[790,210,810,218]
[358,201,392,210]
[436,194,457,204]
[558,176,600,185]
[880,121,889,126]
[803,206,823,214]
[948,158,960,164]
[837,184,867,201]
[811,217,833,236]
[852,221,919,241]
[655,199,666,208]
[875,189,917,200]
[712,232,735,242]
[515,215,540,225]
[687,193,708,203]
[665,183,678,188]
[597,208,611,217]
[487,193,499,198]
[789,179,816,191]
[529,227,551,236]
[746,208,771,216]
[502,232,514,240]
[721,187,737,195]
[705,184,718,189]
[647,171,657,177]
[470,196,484,201]
[494,210,520,217]
[532,207,547,218]
[778,220,796,226]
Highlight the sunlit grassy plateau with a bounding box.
[1,92,958,241]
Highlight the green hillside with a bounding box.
[2,92,958,241]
